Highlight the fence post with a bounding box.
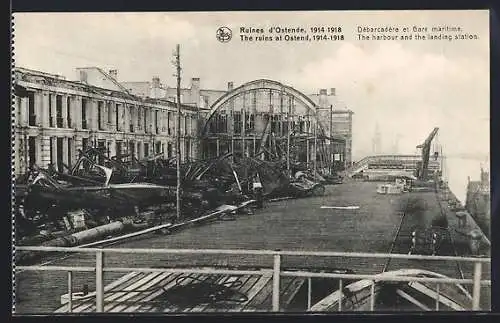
[370,280,375,311]
[67,271,73,313]
[435,284,440,311]
[307,277,312,311]
[472,261,482,310]
[96,251,104,312]
[272,252,281,312]
[338,279,343,312]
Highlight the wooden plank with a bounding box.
[78,223,173,248]
[243,276,296,312]
[396,289,431,311]
[184,274,228,312]
[419,281,471,309]
[243,274,273,311]
[215,275,255,313]
[106,272,175,312]
[121,272,185,312]
[179,274,214,312]
[54,271,142,313]
[310,279,374,312]
[100,272,165,312]
[234,275,262,297]
[74,272,163,313]
[254,276,295,311]
[189,275,234,313]
[229,274,271,312]
[198,275,248,313]
[276,277,299,310]
[242,275,275,312]
[342,285,383,312]
[409,282,466,310]
[160,273,205,312]
[168,200,256,230]
[281,277,306,308]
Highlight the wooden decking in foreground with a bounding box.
[55,270,304,313]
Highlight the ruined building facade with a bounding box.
[13,67,354,175]
[13,67,199,176]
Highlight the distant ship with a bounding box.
[465,168,490,239]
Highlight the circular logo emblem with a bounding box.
[216,27,232,43]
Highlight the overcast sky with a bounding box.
[13,11,489,160]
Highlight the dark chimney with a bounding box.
[228,82,234,91]
[78,70,88,82]
[191,78,201,106]
[191,77,200,89]
[319,89,328,108]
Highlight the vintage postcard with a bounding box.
[12,10,490,314]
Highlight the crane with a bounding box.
[416,127,439,181]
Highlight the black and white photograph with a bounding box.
[12,10,491,314]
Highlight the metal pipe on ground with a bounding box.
[17,221,131,263]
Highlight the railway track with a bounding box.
[382,193,465,280]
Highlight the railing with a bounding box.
[15,246,491,313]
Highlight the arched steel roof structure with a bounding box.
[201,79,328,136]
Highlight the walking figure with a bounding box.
[408,228,440,256]
[252,173,263,209]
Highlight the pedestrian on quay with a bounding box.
[253,173,264,209]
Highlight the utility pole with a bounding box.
[313,106,318,181]
[174,44,182,221]
[287,98,291,176]
[329,104,333,175]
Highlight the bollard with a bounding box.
[255,187,263,209]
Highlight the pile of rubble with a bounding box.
[14,147,339,248]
